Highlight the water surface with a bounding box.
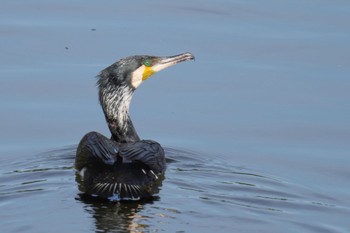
[1,0,350,232]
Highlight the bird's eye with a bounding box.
[143,59,152,67]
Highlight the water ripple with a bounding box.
[0,146,349,233]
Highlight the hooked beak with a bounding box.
[152,52,195,73]
[133,52,195,88]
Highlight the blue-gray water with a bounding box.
[1,1,350,232]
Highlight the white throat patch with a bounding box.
[131,65,145,89]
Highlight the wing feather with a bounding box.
[75,131,120,170]
[119,140,166,173]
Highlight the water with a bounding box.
[1,0,350,232]
[2,147,348,233]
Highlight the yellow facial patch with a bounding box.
[142,66,155,81]
[131,65,157,88]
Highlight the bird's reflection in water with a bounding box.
[76,173,164,233]
[77,193,160,232]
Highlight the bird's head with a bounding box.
[99,52,195,90]
[97,52,195,142]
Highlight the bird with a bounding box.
[75,52,195,201]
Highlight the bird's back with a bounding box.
[75,131,166,201]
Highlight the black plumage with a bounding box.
[75,53,194,201]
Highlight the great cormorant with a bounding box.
[75,52,195,201]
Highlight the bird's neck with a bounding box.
[99,85,140,143]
